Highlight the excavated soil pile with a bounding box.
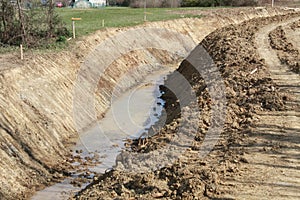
[2,7,298,200]
[73,13,299,200]
[269,20,300,74]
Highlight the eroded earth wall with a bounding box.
[0,7,297,199]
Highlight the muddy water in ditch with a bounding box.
[31,67,173,200]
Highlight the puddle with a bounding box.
[31,67,173,200]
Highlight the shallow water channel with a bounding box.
[31,67,173,199]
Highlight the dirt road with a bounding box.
[219,17,300,200]
[73,12,300,200]
[1,7,299,200]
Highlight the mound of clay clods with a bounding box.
[269,20,300,74]
[73,14,300,200]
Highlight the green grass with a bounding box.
[0,7,218,53]
[57,7,204,37]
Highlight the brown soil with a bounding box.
[269,20,300,73]
[217,16,300,199]
[73,13,300,200]
[1,7,299,200]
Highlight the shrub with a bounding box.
[0,0,70,48]
[129,0,181,8]
[181,0,258,7]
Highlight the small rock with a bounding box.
[240,157,249,163]
[152,192,164,198]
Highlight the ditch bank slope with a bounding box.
[74,12,300,200]
[0,7,297,200]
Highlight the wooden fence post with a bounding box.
[20,44,24,60]
[71,18,82,39]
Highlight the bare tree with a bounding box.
[0,0,70,47]
[48,0,55,37]
[16,0,27,44]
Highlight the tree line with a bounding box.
[108,0,259,7]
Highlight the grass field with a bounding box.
[0,7,212,53]
[57,7,204,37]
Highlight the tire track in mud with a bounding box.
[220,17,300,200]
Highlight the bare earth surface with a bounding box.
[74,13,300,200]
[219,17,300,199]
[1,7,300,200]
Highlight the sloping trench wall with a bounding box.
[0,7,295,199]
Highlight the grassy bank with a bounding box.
[57,7,204,37]
[1,7,213,53]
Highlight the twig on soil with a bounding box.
[250,68,258,75]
